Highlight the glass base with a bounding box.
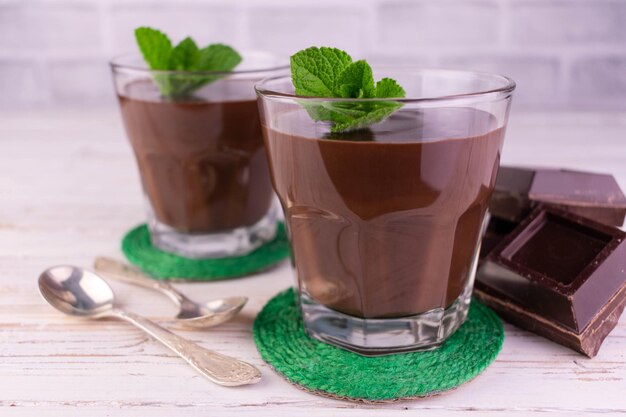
[300,278,474,356]
[147,205,279,259]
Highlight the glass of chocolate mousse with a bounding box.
[110,52,287,258]
[257,69,515,355]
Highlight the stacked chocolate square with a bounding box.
[477,167,626,357]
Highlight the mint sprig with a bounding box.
[135,27,242,99]
[290,47,406,132]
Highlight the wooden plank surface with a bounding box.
[1,110,626,416]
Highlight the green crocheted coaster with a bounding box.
[121,222,289,281]
[254,288,504,403]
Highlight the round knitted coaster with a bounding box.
[121,222,289,281]
[254,288,504,403]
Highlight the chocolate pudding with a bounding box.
[117,80,274,233]
[263,107,504,318]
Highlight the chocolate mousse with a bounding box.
[263,107,505,318]
[118,80,274,233]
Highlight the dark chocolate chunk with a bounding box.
[475,283,626,358]
[529,169,626,227]
[489,167,626,226]
[475,205,626,357]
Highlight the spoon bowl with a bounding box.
[39,265,115,317]
[175,296,247,326]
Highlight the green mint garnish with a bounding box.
[290,47,406,132]
[134,27,242,99]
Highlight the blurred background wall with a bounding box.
[1,0,625,111]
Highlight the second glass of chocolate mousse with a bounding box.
[257,68,515,355]
[111,52,286,258]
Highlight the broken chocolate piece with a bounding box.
[530,169,626,226]
[489,167,626,226]
[475,283,626,357]
[475,205,626,357]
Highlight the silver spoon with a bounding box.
[94,257,247,329]
[38,265,261,386]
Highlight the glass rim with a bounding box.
[255,68,516,104]
[109,50,289,77]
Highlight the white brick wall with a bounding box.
[109,3,242,52]
[441,55,562,108]
[249,5,369,56]
[1,0,625,110]
[378,1,500,48]
[0,2,102,51]
[510,1,626,45]
[570,56,626,109]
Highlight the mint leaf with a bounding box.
[169,37,200,70]
[291,47,352,97]
[300,101,364,126]
[331,101,401,132]
[135,27,172,70]
[290,47,406,133]
[198,44,242,72]
[300,100,402,134]
[134,27,242,99]
[375,77,406,98]
[160,41,241,99]
[337,60,375,98]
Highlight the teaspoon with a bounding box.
[94,257,247,329]
[38,265,261,386]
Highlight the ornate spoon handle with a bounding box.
[110,309,262,386]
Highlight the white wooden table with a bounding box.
[2,110,626,416]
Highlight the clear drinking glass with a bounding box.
[111,52,287,258]
[256,69,515,355]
